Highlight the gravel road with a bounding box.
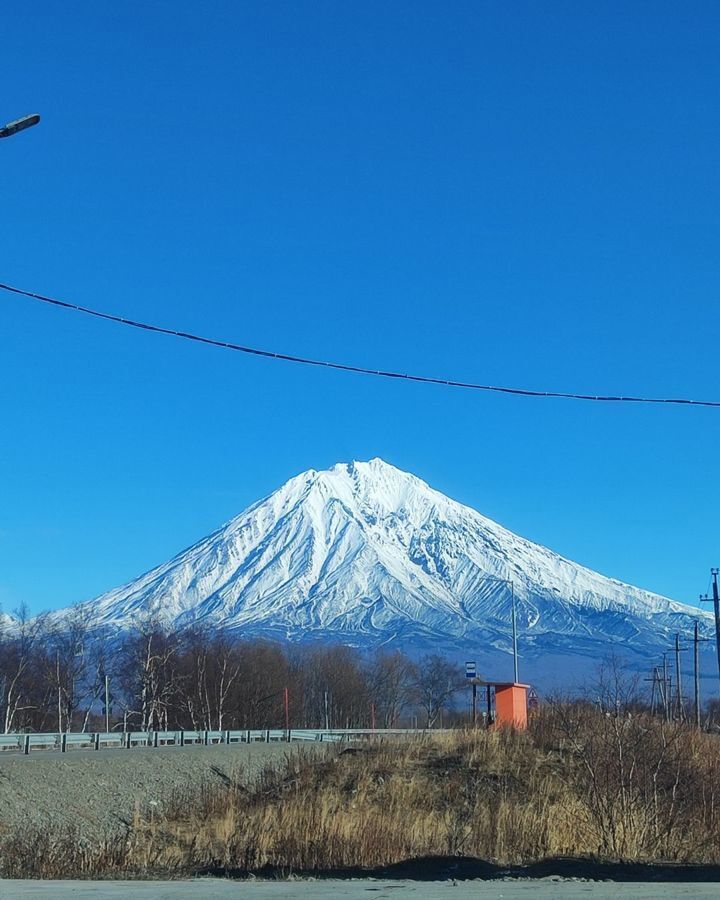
[0,742,321,840]
[3,879,720,899]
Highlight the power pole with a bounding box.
[645,667,661,715]
[675,633,684,721]
[662,653,670,721]
[700,569,720,695]
[694,621,701,729]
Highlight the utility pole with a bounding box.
[689,614,713,729]
[662,653,670,721]
[645,667,660,715]
[700,569,720,695]
[324,690,330,730]
[105,674,110,734]
[674,633,684,722]
[649,668,656,715]
[694,621,701,729]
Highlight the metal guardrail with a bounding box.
[0,727,436,755]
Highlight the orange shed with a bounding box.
[490,682,530,730]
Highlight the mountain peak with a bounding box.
[83,460,712,682]
[324,457,412,479]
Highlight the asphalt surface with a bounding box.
[3,879,720,899]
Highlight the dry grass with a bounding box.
[2,708,720,878]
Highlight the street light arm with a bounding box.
[0,114,40,139]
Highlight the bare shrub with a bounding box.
[537,701,720,861]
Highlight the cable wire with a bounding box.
[2,280,719,408]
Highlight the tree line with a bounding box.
[0,606,464,733]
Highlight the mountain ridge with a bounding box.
[70,458,710,673]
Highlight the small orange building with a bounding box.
[474,681,530,730]
[493,682,530,730]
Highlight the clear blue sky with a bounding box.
[1,2,719,614]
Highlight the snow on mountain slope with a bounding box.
[82,458,711,660]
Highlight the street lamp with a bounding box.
[478,576,519,683]
[0,113,40,139]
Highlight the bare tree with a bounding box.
[176,629,242,730]
[291,645,370,728]
[118,612,180,731]
[46,606,107,732]
[0,605,47,733]
[413,654,460,728]
[367,650,416,727]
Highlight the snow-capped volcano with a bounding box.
[85,458,711,675]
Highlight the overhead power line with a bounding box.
[2,280,719,408]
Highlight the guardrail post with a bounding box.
[23,734,30,755]
[224,729,230,744]
[153,731,159,748]
[94,733,100,750]
[179,730,185,747]
[203,730,209,746]
[287,729,291,742]
[265,729,270,743]
[60,733,67,753]
[246,729,251,743]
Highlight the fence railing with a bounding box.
[0,727,436,755]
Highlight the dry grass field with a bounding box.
[2,704,720,879]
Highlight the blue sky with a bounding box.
[1,2,719,614]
